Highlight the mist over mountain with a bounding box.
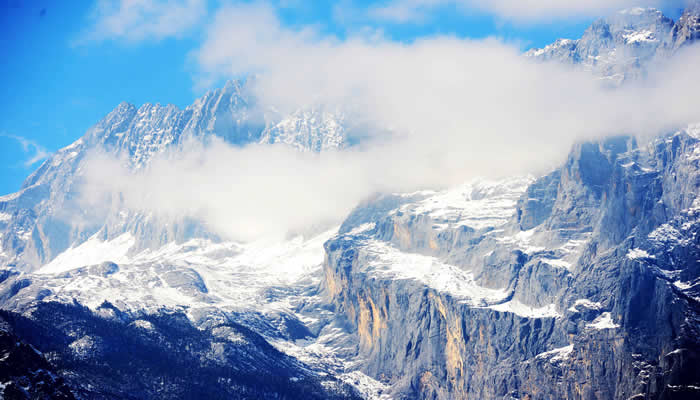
[2,3,700,399]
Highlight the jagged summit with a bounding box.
[0,78,349,271]
[526,4,699,82]
[65,78,347,169]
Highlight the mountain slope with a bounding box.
[0,302,361,400]
[0,313,76,400]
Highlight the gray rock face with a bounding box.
[516,170,560,230]
[322,127,700,399]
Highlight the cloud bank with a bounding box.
[77,1,700,242]
[196,3,700,143]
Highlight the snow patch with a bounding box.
[587,312,620,330]
[623,30,657,44]
[130,320,155,331]
[626,248,654,260]
[666,348,686,356]
[33,229,338,314]
[648,223,689,247]
[489,300,560,319]
[541,258,572,269]
[38,233,135,275]
[361,240,508,306]
[673,280,694,290]
[339,371,392,400]
[402,176,532,230]
[536,344,574,362]
[568,299,603,313]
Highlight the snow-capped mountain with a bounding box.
[2,3,700,399]
[0,79,350,272]
[526,6,700,83]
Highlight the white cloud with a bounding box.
[77,1,700,242]
[81,0,207,42]
[196,2,700,140]
[0,133,51,167]
[368,0,679,22]
[79,140,374,241]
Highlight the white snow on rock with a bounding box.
[626,248,654,260]
[673,280,694,290]
[360,240,508,306]
[401,176,533,231]
[536,344,574,362]
[338,371,392,400]
[648,223,689,247]
[526,38,575,58]
[272,317,391,399]
[32,229,338,314]
[259,107,346,152]
[623,30,657,43]
[489,300,560,319]
[130,320,156,332]
[587,312,620,330]
[39,233,135,275]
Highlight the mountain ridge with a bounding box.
[1,3,700,399]
[526,4,700,82]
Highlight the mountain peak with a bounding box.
[674,0,700,48]
[526,6,695,83]
[115,101,136,113]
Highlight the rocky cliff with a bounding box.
[322,127,700,399]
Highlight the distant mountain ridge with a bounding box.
[526,5,700,82]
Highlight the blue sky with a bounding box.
[0,0,685,195]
